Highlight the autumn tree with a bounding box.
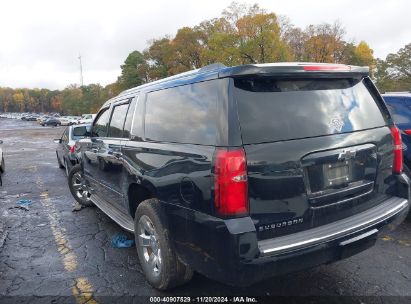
[104,82,122,99]
[168,27,205,74]
[144,38,173,80]
[0,88,13,112]
[197,17,241,66]
[0,2,385,115]
[303,22,348,63]
[351,41,375,66]
[51,95,63,112]
[282,27,308,61]
[236,13,291,63]
[12,92,25,112]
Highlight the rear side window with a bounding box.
[123,97,137,139]
[145,80,218,145]
[92,108,110,137]
[234,78,387,144]
[108,103,129,138]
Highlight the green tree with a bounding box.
[145,38,173,80]
[62,85,83,115]
[386,43,411,79]
[117,51,146,90]
[374,43,411,92]
[81,84,105,113]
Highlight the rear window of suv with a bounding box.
[234,78,387,144]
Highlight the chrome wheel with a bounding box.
[137,215,162,277]
[70,171,91,202]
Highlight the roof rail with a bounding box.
[117,64,226,98]
[199,63,226,72]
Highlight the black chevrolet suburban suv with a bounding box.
[72,62,410,290]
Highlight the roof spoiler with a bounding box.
[218,63,369,78]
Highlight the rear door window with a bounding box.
[108,103,130,138]
[234,78,387,144]
[123,97,137,139]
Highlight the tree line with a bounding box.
[0,2,409,115]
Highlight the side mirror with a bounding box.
[53,139,61,144]
[85,126,92,137]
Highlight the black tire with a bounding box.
[57,152,64,169]
[134,199,193,290]
[68,164,93,206]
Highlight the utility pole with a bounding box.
[78,54,84,87]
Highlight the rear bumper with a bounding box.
[177,176,409,286]
[258,196,408,257]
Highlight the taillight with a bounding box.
[213,148,248,217]
[390,126,403,174]
[69,144,76,154]
[404,130,411,135]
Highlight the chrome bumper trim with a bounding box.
[259,197,408,256]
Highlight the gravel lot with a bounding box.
[0,119,410,303]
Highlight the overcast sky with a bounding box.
[0,0,410,90]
